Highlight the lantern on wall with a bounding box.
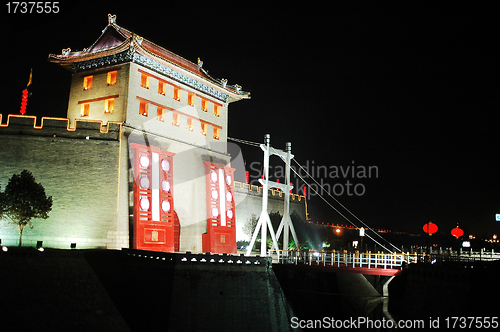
[423,222,438,235]
[20,89,28,115]
[451,226,464,238]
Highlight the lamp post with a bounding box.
[359,227,365,252]
[423,220,438,260]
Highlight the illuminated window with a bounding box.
[83,76,93,90]
[188,93,195,106]
[172,112,180,126]
[140,101,148,116]
[200,122,207,136]
[141,73,149,89]
[105,98,114,113]
[213,127,220,140]
[157,107,165,121]
[173,87,181,101]
[158,82,166,95]
[186,117,194,131]
[201,99,208,112]
[81,103,90,116]
[214,104,220,117]
[107,71,117,86]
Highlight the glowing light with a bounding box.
[140,197,150,211]
[139,155,150,168]
[151,152,160,221]
[219,168,226,226]
[211,206,219,218]
[225,174,232,186]
[226,209,233,219]
[162,200,171,213]
[2,246,8,252]
[451,226,464,238]
[105,98,114,113]
[20,89,28,115]
[226,191,232,202]
[210,170,217,183]
[107,71,117,86]
[173,87,181,101]
[423,222,438,235]
[161,180,170,193]
[139,176,150,190]
[161,159,170,172]
[83,76,93,90]
[211,189,218,200]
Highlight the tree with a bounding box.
[243,214,259,240]
[1,170,53,246]
[0,185,6,218]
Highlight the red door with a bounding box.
[131,143,179,252]
[202,162,236,253]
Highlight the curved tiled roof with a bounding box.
[48,14,249,102]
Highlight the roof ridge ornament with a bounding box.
[197,58,203,69]
[221,79,227,88]
[62,48,71,56]
[108,14,116,25]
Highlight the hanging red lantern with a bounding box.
[451,226,464,238]
[20,89,28,115]
[423,222,438,235]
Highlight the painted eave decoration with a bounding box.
[47,14,249,103]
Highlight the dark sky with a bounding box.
[2,3,498,239]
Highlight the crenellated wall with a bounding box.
[0,115,127,249]
[0,114,122,139]
[0,114,309,251]
[234,181,308,241]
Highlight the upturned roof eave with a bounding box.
[47,16,251,101]
[131,39,250,102]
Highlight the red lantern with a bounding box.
[20,89,28,115]
[423,222,438,235]
[451,227,464,238]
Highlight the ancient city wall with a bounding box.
[234,181,308,241]
[0,115,127,249]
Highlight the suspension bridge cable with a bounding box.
[227,136,261,147]
[292,159,401,253]
[275,154,395,253]
[228,136,400,253]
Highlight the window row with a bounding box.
[139,101,220,140]
[81,98,115,116]
[140,72,221,117]
[83,70,118,90]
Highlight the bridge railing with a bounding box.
[274,249,500,268]
[274,250,417,269]
[409,248,500,264]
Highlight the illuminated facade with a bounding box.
[0,15,307,253]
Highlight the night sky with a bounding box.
[2,3,498,240]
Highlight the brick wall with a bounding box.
[234,181,308,242]
[0,116,127,249]
[67,64,129,128]
[0,115,307,252]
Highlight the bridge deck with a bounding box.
[275,262,402,276]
